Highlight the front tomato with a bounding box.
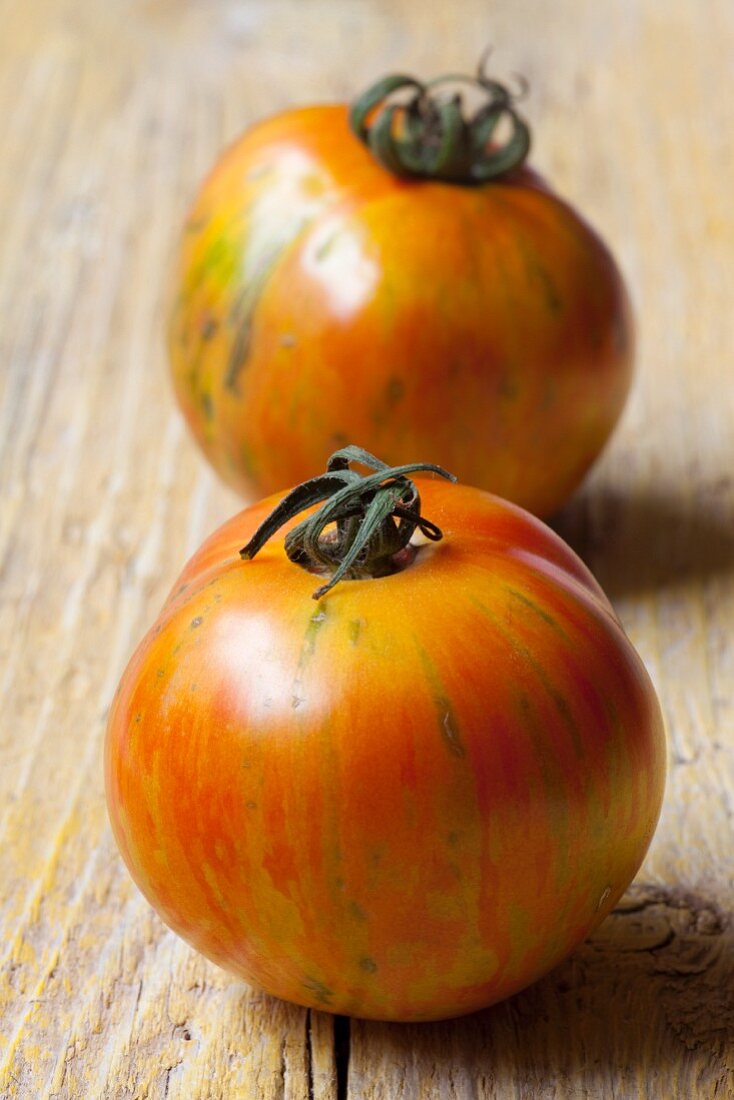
[105,448,665,1021]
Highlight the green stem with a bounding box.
[240,446,456,599]
[349,55,530,185]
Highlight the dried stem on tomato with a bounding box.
[240,445,456,598]
[349,54,531,184]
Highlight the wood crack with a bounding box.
[333,1014,350,1100]
[305,1009,314,1100]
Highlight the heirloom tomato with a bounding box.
[168,64,633,517]
[105,447,665,1022]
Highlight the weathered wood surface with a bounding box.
[1,0,732,1096]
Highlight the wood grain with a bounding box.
[1,0,732,1096]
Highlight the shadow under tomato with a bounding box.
[551,480,734,600]
[347,882,734,1094]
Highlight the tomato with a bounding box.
[168,66,633,517]
[105,447,665,1022]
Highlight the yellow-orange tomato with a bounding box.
[105,455,664,1022]
[168,72,632,516]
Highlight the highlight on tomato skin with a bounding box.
[105,448,666,1023]
[168,61,633,518]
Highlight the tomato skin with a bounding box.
[105,478,664,1022]
[169,106,633,517]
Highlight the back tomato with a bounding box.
[169,70,632,517]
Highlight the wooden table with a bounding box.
[2,1,732,1096]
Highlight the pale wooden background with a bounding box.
[1,1,733,1096]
